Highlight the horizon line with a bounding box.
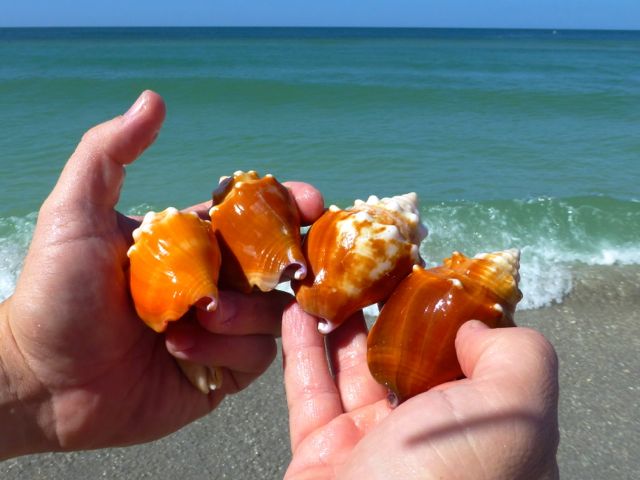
[1,25,639,32]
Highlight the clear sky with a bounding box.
[2,0,639,30]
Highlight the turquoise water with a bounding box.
[1,27,639,308]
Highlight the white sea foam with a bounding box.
[515,241,640,309]
[0,213,37,302]
[421,198,640,311]
[2,200,640,312]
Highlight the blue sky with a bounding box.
[2,0,639,30]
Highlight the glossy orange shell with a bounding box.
[209,171,306,293]
[127,208,221,333]
[367,250,522,403]
[293,193,425,334]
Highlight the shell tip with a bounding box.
[206,298,218,312]
[293,266,307,280]
[317,319,337,335]
[387,390,400,408]
[208,366,223,391]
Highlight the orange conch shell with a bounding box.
[293,193,427,334]
[127,207,223,394]
[127,207,221,333]
[209,170,307,293]
[367,249,522,404]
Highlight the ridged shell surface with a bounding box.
[127,208,221,333]
[209,170,307,293]
[293,193,427,334]
[367,249,522,403]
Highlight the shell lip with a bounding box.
[281,261,307,282]
[194,295,218,313]
[317,318,339,335]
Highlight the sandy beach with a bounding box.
[1,264,638,479]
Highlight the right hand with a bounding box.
[282,304,560,479]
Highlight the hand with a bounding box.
[0,90,324,459]
[282,304,560,479]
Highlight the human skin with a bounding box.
[0,90,324,460]
[282,303,560,479]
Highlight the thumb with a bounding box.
[454,320,493,379]
[455,320,559,387]
[43,90,165,217]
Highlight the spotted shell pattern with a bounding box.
[293,192,427,334]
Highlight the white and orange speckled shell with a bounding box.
[293,193,427,334]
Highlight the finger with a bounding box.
[455,321,559,409]
[181,181,325,225]
[196,289,291,336]
[182,200,212,220]
[282,181,325,225]
[166,323,277,375]
[44,90,165,219]
[282,302,343,452]
[326,313,387,412]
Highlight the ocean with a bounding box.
[1,27,639,310]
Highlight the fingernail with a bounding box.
[167,328,196,353]
[124,92,147,118]
[465,320,488,331]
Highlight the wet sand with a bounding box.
[2,265,638,479]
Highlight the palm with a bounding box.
[286,401,389,478]
[282,304,560,480]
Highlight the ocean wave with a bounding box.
[421,195,640,309]
[1,196,639,310]
[0,213,36,301]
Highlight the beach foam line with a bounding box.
[2,197,640,310]
[420,196,640,310]
[0,213,36,301]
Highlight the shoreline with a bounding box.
[2,263,638,478]
[518,263,639,479]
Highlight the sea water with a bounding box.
[1,27,639,308]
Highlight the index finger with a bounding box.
[282,302,343,452]
[283,181,325,225]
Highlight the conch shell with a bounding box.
[209,171,307,293]
[127,207,223,394]
[293,193,427,334]
[367,249,522,404]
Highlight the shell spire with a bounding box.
[293,192,427,334]
[444,248,522,318]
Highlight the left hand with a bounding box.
[0,90,324,459]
